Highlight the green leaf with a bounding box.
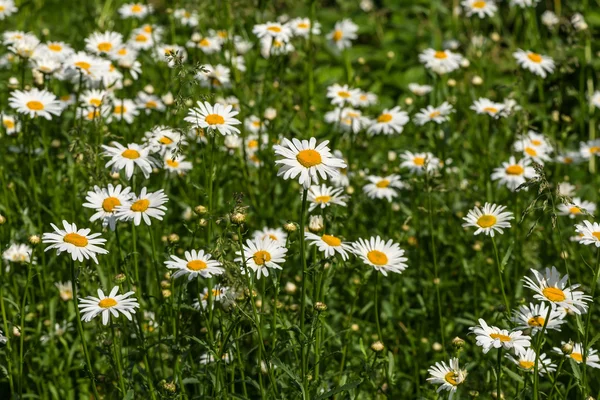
[569,358,582,381]
[315,379,363,400]
[123,389,134,400]
[502,366,524,384]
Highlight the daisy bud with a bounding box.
[248,100,256,107]
[561,341,574,355]
[162,92,174,105]
[41,28,50,36]
[8,77,19,88]
[110,172,120,180]
[491,390,504,399]
[460,58,470,68]
[433,278,440,285]
[447,79,456,87]
[13,326,20,337]
[490,32,500,42]
[473,241,482,251]
[168,233,180,243]
[162,289,172,298]
[309,105,316,112]
[469,391,480,398]
[293,104,300,111]
[357,57,365,64]
[28,235,40,244]
[392,203,400,212]
[161,280,170,289]
[285,282,297,294]
[123,79,132,87]
[231,212,246,225]
[0,215,5,225]
[346,186,355,195]
[264,107,277,120]
[452,337,465,349]
[51,139,61,148]
[387,151,397,162]
[289,304,299,311]
[314,302,327,312]
[283,222,297,232]
[255,299,262,308]
[164,272,171,279]
[194,205,207,215]
[404,97,413,105]
[114,273,127,284]
[432,342,442,351]
[144,84,154,94]
[272,81,280,89]
[351,323,359,331]
[308,215,324,233]
[199,219,208,227]
[260,360,269,374]
[387,51,395,59]
[371,341,385,352]
[407,236,417,246]
[191,32,201,42]
[161,235,168,242]
[471,75,483,86]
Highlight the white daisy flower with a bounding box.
[107,99,139,124]
[136,92,165,114]
[541,11,560,27]
[39,41,74,61]
[165,249,224,280]
[42,221,108,264]
[575,220,600,247]
[414,102,454,125]
[427,358,467,400]
[259,36,294,58]
[506,348,556,375]
[118,3,152,19]
[55,281,73,301]
[326,84,360,107]
[556,151,583,165]
[352,236,408,276]
[143,126,185,156]
[400,151,441,174]
[408,83,433,96]
[196,64,231,89]
[8,88,62,119]
[84,31,123,55]
[235,237,288,280]
[127,30,155,51]
[307,184,347,211]
[80,89,109,108]
[82,184,133,231]
[491,156,537,192]
[184,101,241,136]
[102,142,155,180]
[188,35,222,54]
[78,286,139,326]
[557,182,576,197]
[579,139,600,159]
[511,0,541,7]
[418,49,463,74]
[363,175,405,202]
[273,137,346,189]
[2,243,32,264]
[512,302,566,334]
[368,106,409,135]
[164,154,193,175]
[173,9,199,27]
[154,44,187,67]
[192,285,231,311]
[9,34,40,58]
[553,342,600,369]
[470,98,506,118]
[327,19,358,50]
[253,21,293,41]
[513,49,555,78]
[324,107,371,134]
[523,266,591,315]
[462,0,497,18]
[0,0,18,19]
[355,90,378,107]
[557,198,596,218]
[252,227,288,247]
[470,319,531,354]
[115,187,168,226]
[244,115,267,134]
[2,114,19,135]
[305,232,353,260]
[462,202,514,237]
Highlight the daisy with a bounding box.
[523,266,591,314]
[513,49,555,78]
[305,232,353,260]
[556,151,582,165]
[507,348,556,375]
[78,105,111,122]
[39,41,74,61]
[355,91,378,107]
[165,249,224,280]
[31,55,61,75]
[2,243,32,264]
[462,203,514,237]
[511,0,541,7]
[580,139,600,159]
[115,187,168,226]
[419,49,463,74]
[85,31,123,55]
[136,92,165,114]
[414,102,454,125]
[193,285,230,310]
[491,156,537,191]
[515,142,552,165]
[184,101,241,136]
[63,51,109,81]
[244,115,267,134]
[553,342,600,369]
[143,126,185,155]
[591,91,600,110]
[2,30,27,45]
[252,227,288,246]
[253,22,292,41]
[173,9,199,27]
[427,358,467,400]
[363,175,405,202]
[400,151,441,174]
[512,302,566,334]
[307,184,347,211]
[273,137,346,189]
[9,34,40,58]
[352,236,408,276]
[558,198,596,218]
[368,107,409,135]
[118,3,151,19]
[259,36,294,58]
[42,221,108,264]
[55,281,73,301]
[575,220,600,247]
[288,17,321,37]
[9,88,62,119]
[164,155,193,175]
[190,36,222,54]
[462,0,497,18]
[470,98,506,118]
[470,319,531,354]
[541,11,560,27]
[80,89,109,108]
[327,19,358,50]
[324,107,371,134]
[78,286,139,326]
[128,30,155,51]
[196,64,231,89]
[2,114,19,135]
[82,184,133,230]
[515,131,552,152]
[326,84,360,107]
[154,44,187,67]
[102,142,155,180]
[408,83,433,96]
[235,237,288,280]
[0,0,18,19]
[108,99,139,124]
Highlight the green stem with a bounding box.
[111,323,126,394]
[533,304,553,399]
[299,189,309,391]
[497,347,502,400]
[582,248,600,396]
[18,263,33,396]
[0,284,15,395]
[491,236,511,317]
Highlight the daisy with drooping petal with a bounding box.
[352,236,408,276]
[79,286,139,325]
[118,3,151,19]
[42,221,108,264]
[419,49,463,74]
[326,84,360,107]
[553,342,600,369]
[307,184,347,212]
[368,107,409,135]
[427,358,467,400]
[462,0,497,18]
[274,137,346,189]
[305,232,353,260]
[252,227,288,246]
[470,319,531,354]
[115,187,168,226]
[165,249,224,280]
[512,302,566,334]
[9,88,62,119]
[414,102,454,125]
[506,348,556,375]
[557,198,596,218]
[327,19,358,50]
[513,49,555,78]
[82,184,133,231]
[2,243,32,264]
[400,151,441,175]
[575,220,600,247]
[363,175,405,202]
[491,156,537,192]
[193,285,231,311]
[523,266,591,315]
[470,98,506,118]
[184,101,241,136]
[85,31,123,55]
[235,237,288,280]
[102,142,155,180]
[462,203,514,237]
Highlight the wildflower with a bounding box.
[513,49,555,78]
[414,102,454,125]
[118,3,152,19]
[470,98,506,118]
[470,319,531,354]
[427,358,467,399]
[235,237,288,280]
[79,286,140,325]
[575,220,600,247]
[193,285,231,311]
[523,266,591,314]
[462,203,514,237]
[0,0,18,19]
[368,106,409,135]
[557,198,596,218]
[307,184,347,211]
[164,155,193,175]
[327,19,358,50]
[462,0,497,18]
[115,187,168,226]
[512,302,566,334]
[102,142,155,180]
[185,101,241,136]
[288,17,321,37]
[2,243,32,264]
[252,22,292,42]
[363,175,404,202]
[506,348,556,375]
[400,151,441,174]
[108,99,139,124]
[580,140,600,159]
[84,31,123,55]
[491,156,536,191]
[165,250,224,280]
[408,83,433,96]
[419,49,463,74]
[541,11,559,27]
[9,88,62,119]
[352,236,408,276]
[252,227,288,246]
[305,232,353,260]
[83,184,133,230]
[326,83,360,107]
[324,107,371,134]
[55,281,73,301]
[42,221,108,264]
[553,342,600,368]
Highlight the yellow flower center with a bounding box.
[205,114,225,125]
[3,119,15,129]
[527,53,542,63]
[367,250,388,266]
[476,215,497,228]
[296,149,322,168]
[187,260,207,271]
[102,197,121,212]
[321,234,341,247]
[26,101,44,111]
[542,287,566,302]
[75,61,91,71]
[332,30,343,42]
[87,110,100,120]
[377,113,393,123]
[114,105,126,115]
[413,157,425,166]
[267,26,282,33]
[122,149,140,159]
[429,111,441,119]
[472,1,486,8]
[505,165,524,175]
[483,107,498,114]
[159,136,173,145]
[248,139,259,149]
[531,140,542,146]
[376,180,390,188]
[571,353,583,363]
[338,91,351,98]
[97,42,112,52]
[48,43,62,52]
[135,34,148,42]
[203,289,222,300]
[593,232,600,240]
[590,146,600,154]
[118,48,128,56]
[297,22,309,29]
[131,199,150,212]
[569,207,581,214]
[525,147,538,156]
[166,159,179,167]
[252,121,261,128]
[146,101,158,109]
[90,98,102,107]
[199,38,210,47]
[519,361,535,370]
[253,250,271,265]
[63,233,89,247]
[131,4,142,12]
[527,316,545,327]
[434,51,447,59]
[314,195,331,204]
[143,25,152,33]
[490,333,511,342]
[98,298,117,308]
[444,371,459,386]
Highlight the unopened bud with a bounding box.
[371,341,385,352]
[162,289,172,298]
[231,212,246,224]
[561,342,574,355]
[29,235,40,244]
[283,222,297,232]
[452,337,465,349]
[114,273,127,284]
[194,205,207,215]
[308,215,324,233]
[314,302,327,312]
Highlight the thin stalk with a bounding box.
[491,236,511,317]
[18,263,33,396]
[582,248,600,395]
[299,189,309,391]
[0,284,15,395]
[533,304,553,399]
[111,323,127,394]
[497,347,503,400]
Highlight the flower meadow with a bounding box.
[1,0,600,399]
